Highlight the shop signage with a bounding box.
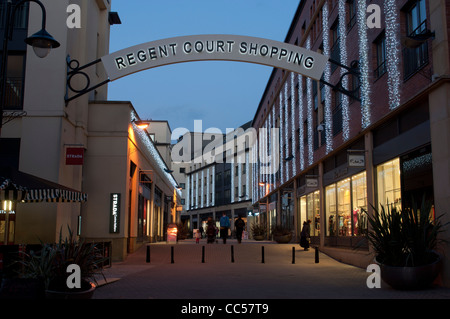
[109,193,121,233]
[167,224,178,243]
[66,148,84,165]
[348,154,365,167]
[306,178,318,188]
[101,35,329,82]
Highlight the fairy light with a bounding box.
[284,82,289,181]
[357,0,371,128]
[298,73,305,171]
[338,0,350,140]
[131,111,181,197]
[280,91,285,184]
[245,151,250,200]
[206,167,210,206]
[272,103,276,192]
[231,155,235,203]
[322,2,333,153]
[186,174,190,210]
[290,72,296,176]
[201,169,204,208]
[211,165,215,206]
[306,37,314,166]
[384,0,401,110]
[195,172,199,208]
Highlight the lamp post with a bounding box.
[0,0,60,136]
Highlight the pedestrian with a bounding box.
[199,222,204,239]
[234,215,245,244]
[195,229,201,244]
[206,217,217,244]
[300,220,312,251]
[219,212,230,244]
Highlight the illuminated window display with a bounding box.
[376,158,401,211]
[298,190,320,237]
[325,172,367,237]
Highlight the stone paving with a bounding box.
[92,239,450,300]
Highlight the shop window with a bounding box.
[325,172,367,237]
[376,158,401,211]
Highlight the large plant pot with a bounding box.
[376,254,442,290]
[253,235,265,241]
[273,234,292,243]
[45,280,96,299]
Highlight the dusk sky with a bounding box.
[108,0,300,140]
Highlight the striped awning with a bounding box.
[0,170,88,203]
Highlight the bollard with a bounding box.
[202,245,205,263]
[261,246,265,264]
[231,245,235,263]
[315,246,319,263]
[171,246,174,264]
[146,245,150,263]
[292,247,295,264]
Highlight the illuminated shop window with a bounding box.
[376,158,401,211]
[325,171,367,237]
[298,190,320,237]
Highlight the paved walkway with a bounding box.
[92,239,450,299]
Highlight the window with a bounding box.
[403,0,429,79]
[179,167,186,173]
[180,183,185,189]
[325,172,367,237]
[376,158,402,211]
[330,21,340,73]
[347,0,357,29]
[374,34,386,79]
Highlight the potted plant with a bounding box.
[250,223,267,241]
[18,227,106,299]
[271,225,293,243]
[363,197,447,290]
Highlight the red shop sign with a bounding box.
[66,148,84,165]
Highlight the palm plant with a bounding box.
[19,227,106,291]
[363,197,447,267]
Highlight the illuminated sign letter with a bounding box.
[110,193,121,233]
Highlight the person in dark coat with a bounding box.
[206,217,217,244]
[234,216,246,244]
[300,220,312,251]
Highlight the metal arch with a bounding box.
[319,59,361,102]
[65,56,110,105]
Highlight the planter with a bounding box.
[45,280,96,299]
[273,234,292,243]
[376,254,443,290]
[253,235,265,241]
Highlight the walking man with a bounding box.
[234,215,245,244]
[219,212,230,244]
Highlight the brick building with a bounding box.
[251,0,450,286]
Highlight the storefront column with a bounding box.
[277,189,281,225]
[293,178,298,240]
[429,80,450,287]
[231,208,235,232]
[318,162,325,249]
[365,132,375,256]
[148,182,155,241]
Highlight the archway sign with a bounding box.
[66,35,343,104]
[100,35,328,82]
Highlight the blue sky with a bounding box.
[108,0,300,139]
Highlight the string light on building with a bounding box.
[298,73,305,171]
[306,37,313,166]
[321,2,333,154]
[280,92,285,184]
[284,82,289,181]
[357,0,372,129]
[290,72,297,176]
[384,0,401,110]
[131,111,181,196]
[338,0,350,141]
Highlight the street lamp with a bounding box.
[1,0,60,134]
